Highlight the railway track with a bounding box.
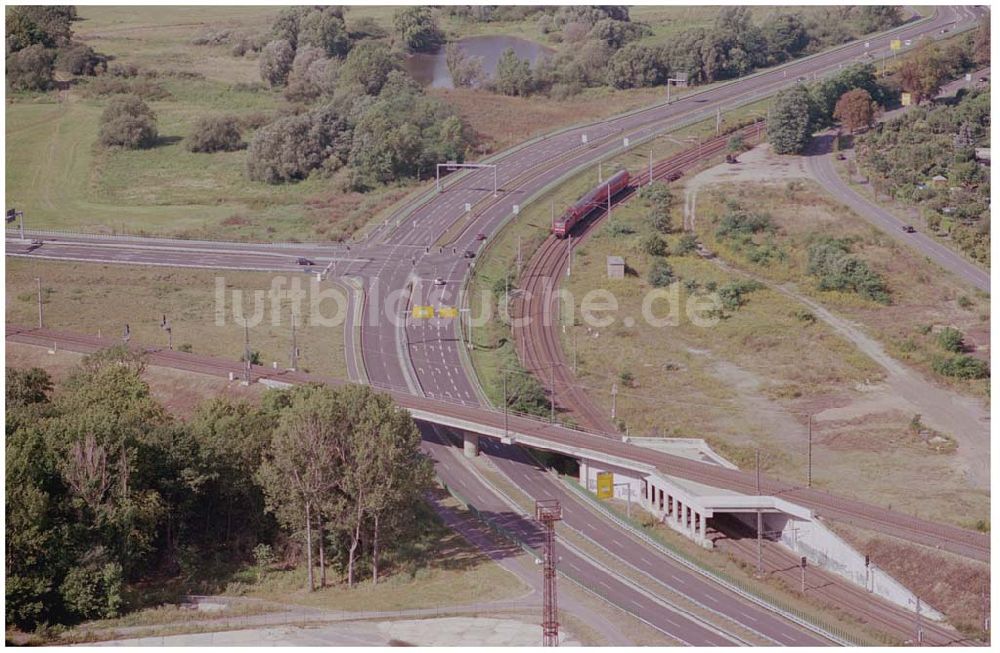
[503,126,988,640]
[9,324,988,562]
[510,124,764,433]
[711,516,980,646]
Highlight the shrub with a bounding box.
[393,6,445,53]
[338,40,400,96]
[259,38,294,87]
[6,43,55,91]
[932,354,989,380]
[936,327,965,353]
[648,258,674,287]
[298,7,350,58]
[673,234,698,255]
[618,370,635,387]
[82,76,169,100]
[187,115,244,153]
[715,202,774,238]
[640,233,667,256]
[98,94,158,149]
[717,280,763,311]
[246,104,348,183]
[494,47,533,96]
[56,42,106,76]
[806,238,889,304]
[60,559,125,621]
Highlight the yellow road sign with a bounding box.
[596,472,613,499]
[412,305,434,319]
[438,306,459,318]
[890,39,901,51]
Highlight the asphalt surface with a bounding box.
[4,6,988,643]
[806,136,990,292]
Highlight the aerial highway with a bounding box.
[9,324,990,567]
[7,325,981,646]
[5,6,988,643]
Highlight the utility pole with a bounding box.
[160,314,172,350]
[648,150,653,185]
[503,372,509,440]
[756,449,763,577]
[598,161,602,184]
[550,201,555,230]
[607,180,611,219]
[122,323,130,345]
[289,312,298,370]
[549,364,556,423]
[35,277,43,328]
[800,556,807,593]
[243,324,252,384]
[807,414,813,488]
[535,499,562,647]
[572,328,578,374]
[611,383,618,420]
[915,596,923,645]
[716,106,722,136]
[566,235,572,277]
[865,554,871,592]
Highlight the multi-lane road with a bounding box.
[5,5,989,644]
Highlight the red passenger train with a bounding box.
[552,170,630,238]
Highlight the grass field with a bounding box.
[465,99,769,411]
[548,171,987,525]
[694,182,991,397]
[6,259,348,379]
[5,5,861,241]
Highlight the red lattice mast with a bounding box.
[536,499,562,647]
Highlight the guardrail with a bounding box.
[5,228,340,249]
[560,477,894,647]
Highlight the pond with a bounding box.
[403,35,552,89]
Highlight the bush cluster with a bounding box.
[97,94,158,149]
[806,238,889,304]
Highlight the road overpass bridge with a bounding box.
[6,326,973,621]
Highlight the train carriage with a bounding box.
[552,170,630,238]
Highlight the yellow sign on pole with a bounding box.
[412,305,434,319]
[890,39,902,51]
[438,306,459,318]
[596,472,613,499]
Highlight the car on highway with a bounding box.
[296,257,314,266]
[901,225,916,233]
[474,232,487,241]
[463,250,476,259]
[433,277,446,286]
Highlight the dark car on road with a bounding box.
[901,225,916,233]
[296,257,314,266]
[475,232,487,241]
[464,250,476,259]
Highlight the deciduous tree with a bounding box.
[833,88,880,133]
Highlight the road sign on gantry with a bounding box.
[890,39,902,51]
[438,306,459,318]
[596,472,613,499]
[412,305,434,319]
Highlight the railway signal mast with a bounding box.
[536,499,562,647]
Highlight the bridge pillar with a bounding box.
[463,433,479,458]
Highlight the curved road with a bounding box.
[806,135,989,292]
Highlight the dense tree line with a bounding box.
[485,5,905,97]
[5,5,106,91]
[6,349,433,632]
[242,8,474,187]
[854,87,990,264]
